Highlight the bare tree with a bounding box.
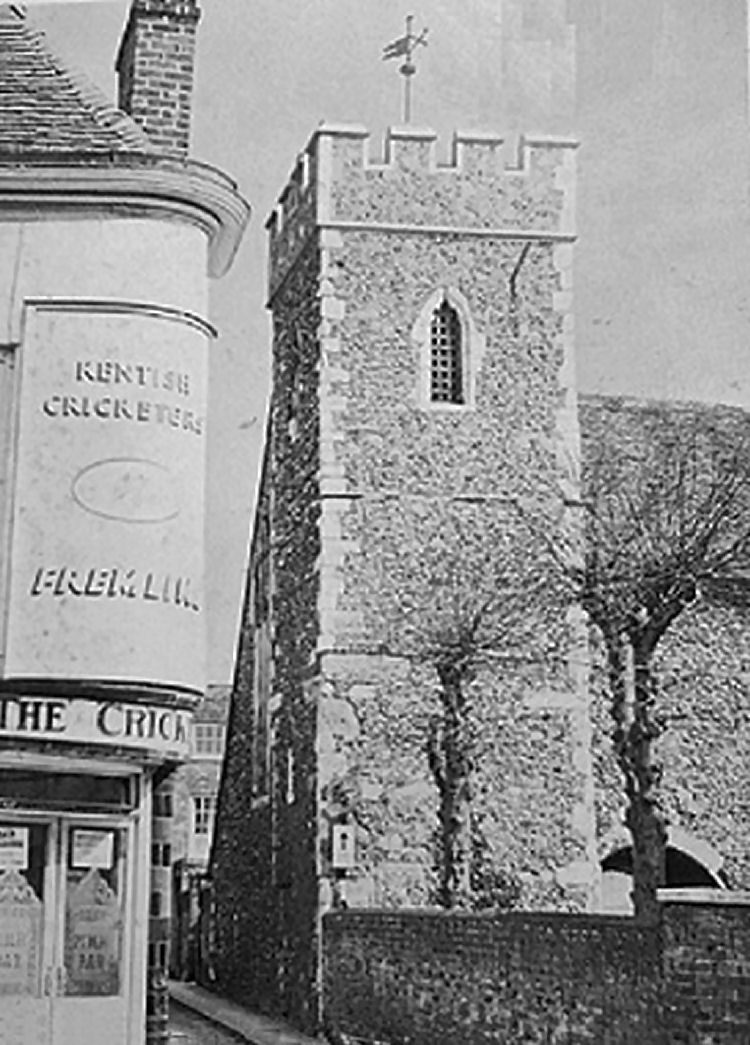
[371,495,571,909]
[578,399,750,921]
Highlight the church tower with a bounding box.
[215,119,597,1031]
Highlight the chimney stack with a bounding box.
[116,0,201,156]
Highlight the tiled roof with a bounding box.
[0,7,155,158]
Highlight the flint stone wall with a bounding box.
[580,396,750,889]
[303,125,595,913]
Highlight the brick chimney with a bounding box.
[116,0,201,156]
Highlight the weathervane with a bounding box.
[382,14,428,124]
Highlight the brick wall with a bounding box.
[323,900,750,1044]
[116,0,200,155]
[661,899,750,1044]
[323,909,662,1044]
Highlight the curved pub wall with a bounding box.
[0,216,209,717]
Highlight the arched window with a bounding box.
[429,298,463,404]
[412,287,484,409]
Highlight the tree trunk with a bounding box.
[628,642,667,921]
[605,632,667,923]
[429,660,473,908]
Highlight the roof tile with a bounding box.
[0,8,157,158]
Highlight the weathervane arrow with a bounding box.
[382,14,428,124]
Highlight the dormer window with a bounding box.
[430,298,463,404]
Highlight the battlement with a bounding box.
[267,122,577,299]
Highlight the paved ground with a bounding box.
[168,980,327,1044]
[170,1000,248,1045]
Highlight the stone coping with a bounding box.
[657,888,750,906]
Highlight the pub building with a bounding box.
[0,3,249,1043]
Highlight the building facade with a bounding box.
[171,682,230,980]
[0,4,248,1043]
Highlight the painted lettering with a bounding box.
[0,697,190,754]
[93,397,111,419]
[83,569,108,597]
[30,568,56,596]
[0,699,14,730]
[75,361,97,383]
[113,398,133,421]
[143,573,159,601]
[125,706,148,739]
[119,569,137,599]
[42,395,205,434]
[66,569,84,597]
[29,567,201,611]
[17,701,43,732]
[174,715,187,745]
[62,395,81,418]
[0,697,65,736]
[45,701,66,733]
[96,704,122,738]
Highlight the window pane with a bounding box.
[0,772,135,813]
[0,822,46,998]
[194,724,224,756]
[430,300,463,404]
[193,795,217,835]
[63,827,125,997]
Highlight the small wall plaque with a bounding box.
[331,825,356,870]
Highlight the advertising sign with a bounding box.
[0,868,42,998]
[5,303,212,694]
[65,870,121,997]
[71,831,114,871]
[0,829,28,871]
[0,695,193,760]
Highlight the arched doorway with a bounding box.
[601,843,724,914]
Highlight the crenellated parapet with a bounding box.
[266,122,577,299]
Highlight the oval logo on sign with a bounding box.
[72,458,180,524]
